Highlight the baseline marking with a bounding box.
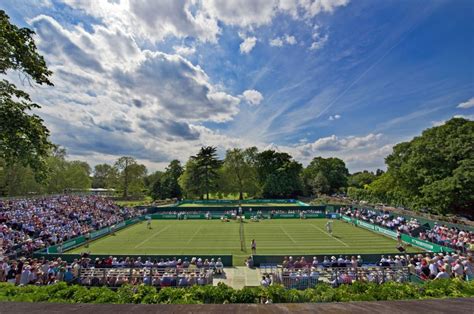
[311,224,349,247]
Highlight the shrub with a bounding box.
[0,279,473,304]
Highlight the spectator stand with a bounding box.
[79,267,214,288]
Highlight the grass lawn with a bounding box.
[177,203,303,207]
[69,219,418,265]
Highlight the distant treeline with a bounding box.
[0,118,472,215]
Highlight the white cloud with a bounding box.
[242,89,264,106]
[23,14,248,171]
[203,0,350,27]
[240,36,257,54]
[299,133,383,152]
[285,34,297,45]
[270,34,297,47]
[328,114,341,121]
[457,97,474,109]
[287,132,388,172]
[298,0,350,18]
[61,0,349,43]
[173,45,196,56]
[454,114,474,120]
[269,37,284,47]
[62,0,220,43]
[18,0,351,172]
[310,33,329,50]
[203,0,277,28]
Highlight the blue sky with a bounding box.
[2,0,473,172]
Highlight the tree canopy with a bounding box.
[303,157,349,195]
[348,118,474,214]
[0,10,53,180]
[150,160,183,200]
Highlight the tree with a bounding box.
[179,158,204,199]
[190,146,222,200]
[114,157,147,198]
[1,10,54,180]
[126,163,147,197]
[348,171,377,189]
[149,160,184,200]
[303,157,349,195]
[161,160,184,199]
[63,161,91,190]
[149,172,163,200]
[312,171,330,195]
[0,161,43,196]
[383,118,474,214]
[221,147,258,200]
[256,150,303,198]
[92,164,118,189]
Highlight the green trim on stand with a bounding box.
[340,215,454,253]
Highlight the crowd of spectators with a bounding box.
[0,255,223,287]
[0,195,144,257]
[273,252,473,289]
[342,207,473,252]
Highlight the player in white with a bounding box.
[146,215,152,229]
[326,220,333,235]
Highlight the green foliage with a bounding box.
[0,279,472,304]
[0,147,92,195]
[92,164,119,189]
[256,150,303,198]
[348,171,377,189]
[0,10,54,180]
[350,118,474,214]
[150,160,183,200]
[114,156,147,198]
[184,146,222,200]
[303,157,349,195]
[220,147,258,200]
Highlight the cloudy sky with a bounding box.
[3,0,474,173]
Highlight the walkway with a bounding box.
[213,267,261,289]
[2,298,473,313]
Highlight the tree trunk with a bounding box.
[239,191,243,200]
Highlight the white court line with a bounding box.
[134,225,171,248]
[311,225,349,247]
[279,226,298,244]
[186,225,203,244]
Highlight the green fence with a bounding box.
[39,216,144,254]
[340,215,453,253]
[33,253,233,266]
[349,205,474,232]
[178,199,304,205]
[251,253,423,267]
[147,205,327,213]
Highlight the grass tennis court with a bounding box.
[176,203,303,207]
[69,219,418,265]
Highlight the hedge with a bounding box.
[0,279,473,304]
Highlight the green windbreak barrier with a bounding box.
[305,213,326,218]
[178,199,302,205]
[151,214,178,219]
[38,216,144,255]
[33,253,233,266]
[90,227,111,239]
[147,205,327,213]
[252,253,424,267]
[349,205,474,232]
[340,215,453,253]
[46,236,86,254]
